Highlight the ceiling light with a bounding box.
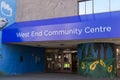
[60,44,64,46]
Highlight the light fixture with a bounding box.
[37,45,41,47]
[116,48,119,53]
[116,48,120,56]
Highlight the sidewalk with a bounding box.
[0,73,120,80]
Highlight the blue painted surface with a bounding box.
[0,0,16,26]
[2,11,120,43]
[0,1,17,73]
[0,44,45,75]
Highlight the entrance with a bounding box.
[46,49,78,73]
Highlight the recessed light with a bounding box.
[60,44,64,46]
[37,45,41,46]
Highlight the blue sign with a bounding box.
[0,0,16,26]
[2,17,120,43]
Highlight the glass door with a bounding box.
[54,53,62,72]
[72,53,78,73]
[62,53,72,72]
[46,53,62,72]
[46,53,54,72]
[46,49,78,73]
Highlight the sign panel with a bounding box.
[0,0,16,26]
[0,0,16,47]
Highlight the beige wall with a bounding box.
[16,0,79,22]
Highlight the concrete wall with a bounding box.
[16,0,78,22]
[0,44,45,75]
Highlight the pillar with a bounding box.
[78,43,116,78]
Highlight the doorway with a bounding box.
[46,49,78,73]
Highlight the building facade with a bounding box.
[16,0,78,21]
[0,0,120,78]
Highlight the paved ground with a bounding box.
[0,73,120,80]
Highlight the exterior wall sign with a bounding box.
[0,0,16,26]
[2,18,120,43]
[15,26,111,38]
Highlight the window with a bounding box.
[79,0,93,15]
[78,0,120,15]
[94,0,109,13]
[111,0,120,11]
[79,2,86,15]
[86,1,93,14]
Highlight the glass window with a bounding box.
[94,0,109,13]
[79,2,86,15]
[86,1,93,14]
[111,0,120,11]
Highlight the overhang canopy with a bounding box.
[2,11,120,43]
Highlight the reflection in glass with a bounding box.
[86,1,92,14]
[79,0,120,15]
[46,49,77,73]
[111,0,120,11]
[79,2,86,15]
[94,0,109,13]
